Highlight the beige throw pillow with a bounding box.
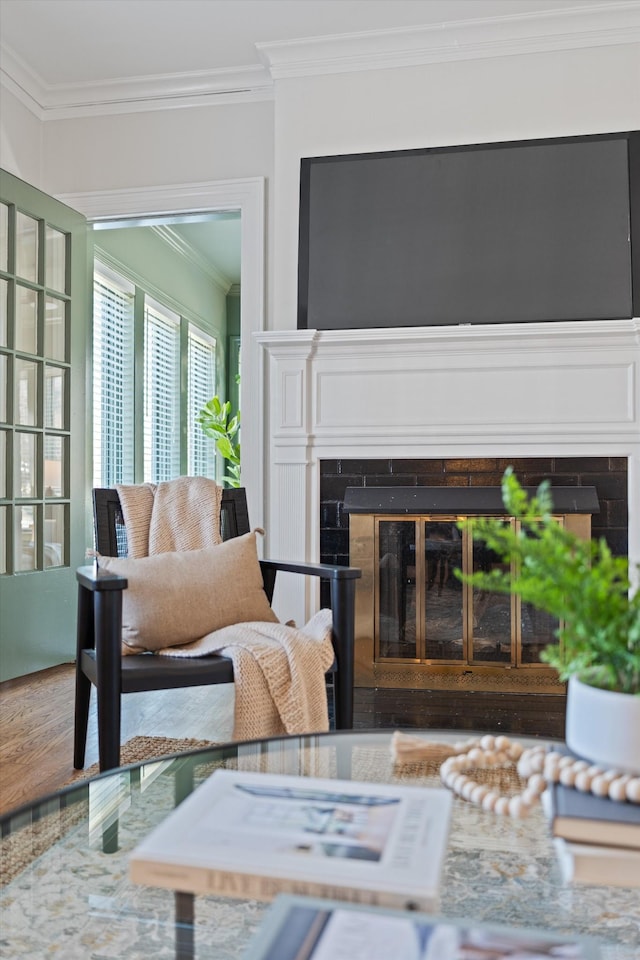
[98,530,278,654]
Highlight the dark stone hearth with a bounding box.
[353,689,566,738]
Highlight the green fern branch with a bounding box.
[457,468,640,694]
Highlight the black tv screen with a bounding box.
[298,133,638,330]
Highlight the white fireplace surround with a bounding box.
[256,318,640,626]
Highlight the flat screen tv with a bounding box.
[297,132,639,330]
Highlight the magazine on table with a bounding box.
[130,769,453,910]
[241,895,601,960]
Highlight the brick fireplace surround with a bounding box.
[256,320,640,634]
[319,456,628,584]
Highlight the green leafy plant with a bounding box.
[196,394,240,488]
[456,467,640,695]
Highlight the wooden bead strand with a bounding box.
[438,734,640,818]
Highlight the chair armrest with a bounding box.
[260,559,361,581]
[259,560,361,730]
[75,562,127,717]
[76,563,128,592]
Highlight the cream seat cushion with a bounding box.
[98,530,278,654]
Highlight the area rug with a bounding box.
[66,735,219,782]
[1,736,218,888]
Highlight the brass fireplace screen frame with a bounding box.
[350,509,592,695]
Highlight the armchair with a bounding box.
[74,487,361,772]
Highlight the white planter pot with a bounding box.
[565,675,640,774]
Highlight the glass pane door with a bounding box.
[423,520,464,661]
[470,519,514,663]
[377,520,415,659]
[377,517,465,663]
[519,520,560,664]
[0,169,87,681]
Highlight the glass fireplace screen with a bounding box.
[376,517,559,667]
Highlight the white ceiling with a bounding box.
[0,1,594,88]
[94,214,242,289]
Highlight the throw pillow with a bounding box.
[98,530,278,654]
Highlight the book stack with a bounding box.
[549,779,640,887]
[130,769,453,911]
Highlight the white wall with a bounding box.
[41,100,274,194]
[272,42,640,329]
[0,86,43,188]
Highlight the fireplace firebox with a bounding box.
[345,486,599,695]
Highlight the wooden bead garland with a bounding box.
[438,734,640,819]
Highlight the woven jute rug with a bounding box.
[66,735,219,782]
[1,736,218,888]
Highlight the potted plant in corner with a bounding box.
[196,394,241,488]
[457,468,640,773]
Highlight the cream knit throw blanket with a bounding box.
[158,609,335,740]
[116,477,223,557]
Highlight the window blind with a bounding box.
[188,326,216,478]
[144,300,180,483]
[93,264,219,490]
[93,270,134,487]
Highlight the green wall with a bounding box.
[95,226,228,346]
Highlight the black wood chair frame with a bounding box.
[74,487,361,772]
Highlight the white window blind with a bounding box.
[93,263,220,491]
[93,268,134,487]
[144,299,180,483]
[188,326,216,478]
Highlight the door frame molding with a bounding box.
[57,177,266,530]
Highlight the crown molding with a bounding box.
[152,225,234,294]
[257,3,640,79]
[0,41,272,121]
[2,3,639,120]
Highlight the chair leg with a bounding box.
[95,590,123,772]
[330,577,356,730]
[73,584,94,769]
[73,667,92,769]
[97,684,121,773]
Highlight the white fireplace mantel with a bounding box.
[256,318,640,625]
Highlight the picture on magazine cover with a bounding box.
[227,783,401,862]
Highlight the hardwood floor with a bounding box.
[0,663,236,816]
[0,663,565,818]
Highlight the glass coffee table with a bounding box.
[1,730,638,960]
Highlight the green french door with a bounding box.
[0,170,88,681]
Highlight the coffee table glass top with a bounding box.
[1,730,638,959]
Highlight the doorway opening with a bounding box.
[91,211,240,488]
[58,177,265,528]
